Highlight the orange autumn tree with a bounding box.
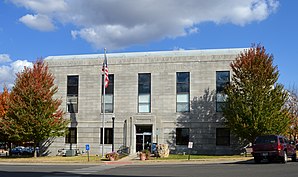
[5,60,68,156]
[0,86,10,142]
[222,44,290,143]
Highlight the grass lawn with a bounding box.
[0,154,250,163]
[0,155,107,163]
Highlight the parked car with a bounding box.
[10,146,25,156]
[23,147,34,155]
[10,146,34,156]
[252,135,296,163]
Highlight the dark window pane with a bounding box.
[177,83,189,93]
[102,74,114,94]
[177,72,189,83]
[216,128,230,146]
[138,73,151,94]
[176,72,189,93]
[67,76,79,96]
[67,76,79,86]
[176,128,189,145]
[101,75,114,113]
[138,73,151,112]
[65,128,77,144]
[216,71,230,94]
[100,128,113,144]
[216,71,229,112]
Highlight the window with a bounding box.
[176,72,190,112]
[67,75,79,113]
[138,73,151,113]
[100,128,113,144]
[65,127,77,144]
[102,74,114,113]
[176,128,189,145]
[216,71,230,112]
[216,128,230,146]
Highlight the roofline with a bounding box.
[45,48,248,60]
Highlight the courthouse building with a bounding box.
[44,48,246,156]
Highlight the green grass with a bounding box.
[0,153,129,163]
[0,155,105,163]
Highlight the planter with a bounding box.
[109,156,115,161]
[140,153,146,161]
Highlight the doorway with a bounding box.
[136,125,152,152]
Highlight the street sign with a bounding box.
[188,142,193,149]
[85,144,90,151]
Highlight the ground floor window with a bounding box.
[65,127,77,144]
[100,128,113,144]
[176,128,189,145]
[216,128,230,146]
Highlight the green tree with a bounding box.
[222,45,290,143]
[5,60,68,157]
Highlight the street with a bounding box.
[1,160,298,177]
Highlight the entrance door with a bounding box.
[136,125,152,152]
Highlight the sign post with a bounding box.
[188,142,193,160]
[85,144,90,162]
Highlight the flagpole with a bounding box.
[102,48,107,158]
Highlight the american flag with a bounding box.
[102,50,109,88]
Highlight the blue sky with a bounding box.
[0,0,297,90]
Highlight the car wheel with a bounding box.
[292,153,296,162]
[281,151,287,163]
[254,157,261,163]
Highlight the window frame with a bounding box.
[138,73,151,113]
[216,71,230,112]
[101,74,114,113]
[67,75,79,113]
[176,72,190,112]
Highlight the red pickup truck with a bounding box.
[252,135,296,163]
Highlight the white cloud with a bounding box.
[0,60,33,90]
[11,0,279,49]
[0,54,12,63]
[19,14,55,31]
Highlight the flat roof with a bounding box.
[45,48,248,60]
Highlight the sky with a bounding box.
[0,0,297,90]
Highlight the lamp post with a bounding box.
[112,115,115,152]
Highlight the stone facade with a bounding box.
[44,48,246,156]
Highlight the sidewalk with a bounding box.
[104,153,253,165]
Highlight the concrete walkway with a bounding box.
[104,153,253,165]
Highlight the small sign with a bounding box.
[85,144,90,151]
[188,142,193,149]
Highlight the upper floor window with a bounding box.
[102,74,114,113]
[176,72,190,112]
[67,75,79,113]
[216,71,230,112]
[138,73,151,113]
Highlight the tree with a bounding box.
[0,86,10,142]
[286,86,298,140]
[222,44,290,143]
[5,60,68,157]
